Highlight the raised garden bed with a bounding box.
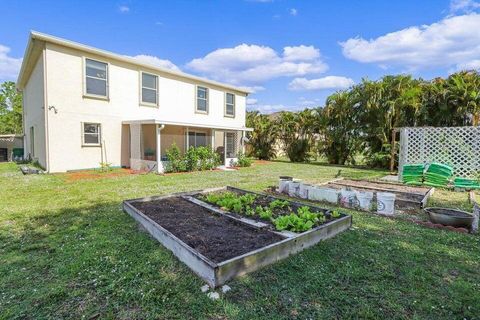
[123,187,352,287]
[193,186,342,233]
[327,179,434,210]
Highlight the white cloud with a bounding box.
[341,13,480,70]
[288,76,354,91]
[283,45,319,61]
[247,103,305,113]
[298,97,321,106]
[456,59,480,70]
[0,45,22,82]
[186,44,327,86]
[450,0,480,13]
[246,98,258,105]
[130,54,180,71]
[119,5,130,13]
[239,85,265,93]
[290,8,298,16]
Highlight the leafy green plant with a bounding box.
[331,209,341,219]
[99,162,112,172]
[204,192,257,215]
[235,152,252,167]
[269,199,289,210]
[256,206,273,220]
[185,147,200,171]
[165,144,220,173]
[273,214,314,232]
[273,206,328,232]
[165,143,187,173]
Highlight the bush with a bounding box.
[285,139,312,163]
[165,144,220,173]
[235,152,252,167]
[364,144,394,168]
[165,143,186,173]
[196,146,220,170]
[246,111,278,160]
[185,147,199,171]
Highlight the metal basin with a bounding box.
[424,207,474,229]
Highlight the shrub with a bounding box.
[235,152,252,167]
[165,143,186,173]
[285,139,312,163]
[196,146,220,170]
[165,144,220,173]
[185,147,199,171]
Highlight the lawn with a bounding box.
[1,161,479,319]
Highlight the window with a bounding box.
[225,93,235,117]
[85,59,108,97]
[188,131,207,148]
[226,132,236,157]
[141,72,158,105]
[196,86,208,113]
[82,123,101,146]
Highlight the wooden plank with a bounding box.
[215,215,352,286]
[421,187,435,208]
[329,181,428,198]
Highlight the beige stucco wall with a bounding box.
[23,52,47,168]
[41,43,247,172]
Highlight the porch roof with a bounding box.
[0,134,23,142]
[122,119,253,132]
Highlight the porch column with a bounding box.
[129,124,142,170]
[224,131,228,166]
[241,130,246,154]
[211,129,215,151]
[156,124,165,174]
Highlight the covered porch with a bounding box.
[122,120,252,173]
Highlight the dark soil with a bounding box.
[131,197,284,263]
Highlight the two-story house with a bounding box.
[17,31,252,173]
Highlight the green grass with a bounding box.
[1,161,479,319]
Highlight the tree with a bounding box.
[321,91,361,165]
[0,81,23,134]
[276,109,318,162]
[246,111,278,160]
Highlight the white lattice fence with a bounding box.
[399,126,480,178]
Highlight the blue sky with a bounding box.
[1,0,479,113]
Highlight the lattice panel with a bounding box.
[399,126,480,178]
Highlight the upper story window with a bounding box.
[196,86,208,113]
[85,59,108,97]
[225,93,235,117]
[82,123,101,146]
[141,72,158,106]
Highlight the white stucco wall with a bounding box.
[42,43,248,172]
[23,52,47,169]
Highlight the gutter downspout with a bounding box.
[156,124,165,174]
[43,45,50,173]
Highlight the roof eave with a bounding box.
[27,31,251,95]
